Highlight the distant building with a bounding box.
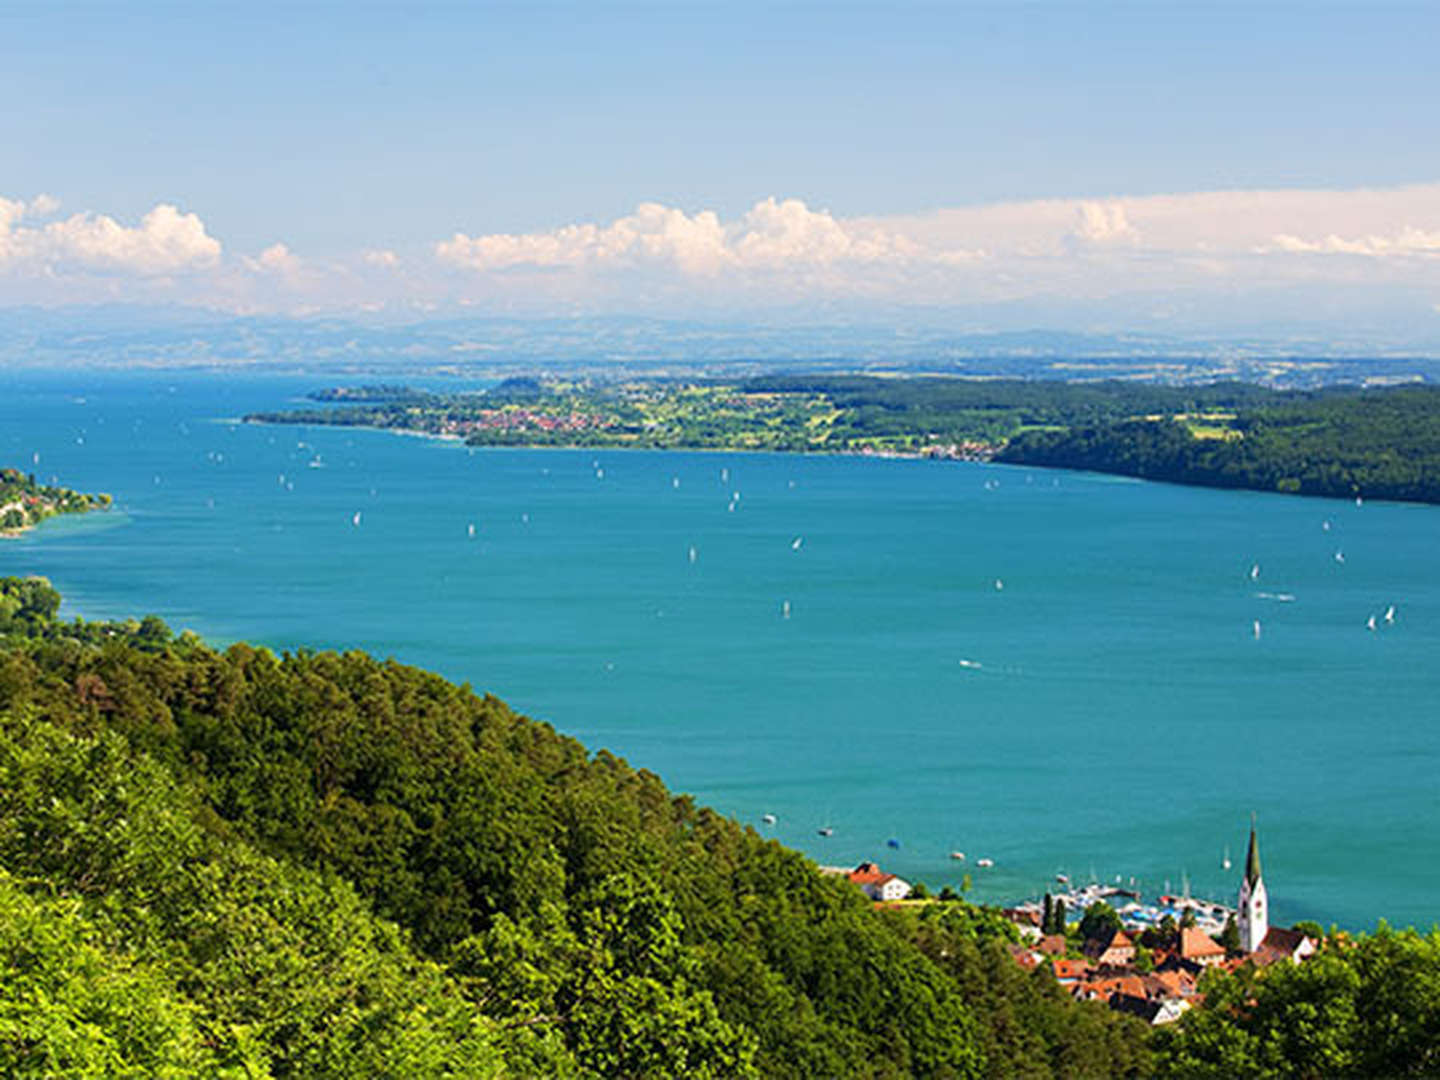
[1051,958,1091,986]
[1254,926,1318,967]
[1178,927,1227,967]
[1110,993,1190,1025]
[1237,817,1269,953]
[847,862,911,902]
[1037,933,1068,958]
[1083,928,1136,967]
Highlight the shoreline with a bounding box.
[241,414,1438,508]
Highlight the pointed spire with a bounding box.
[1245,812,1262,886]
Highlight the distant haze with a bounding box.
[2,3,1438,343]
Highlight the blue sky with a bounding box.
[3,2,1439,338]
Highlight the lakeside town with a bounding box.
[0,467,109,537]
[831,823,1319,1027]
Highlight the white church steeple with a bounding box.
[1238,814,1268,953]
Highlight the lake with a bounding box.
[3,368,1437,930]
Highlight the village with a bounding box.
[832,823,1320,1026]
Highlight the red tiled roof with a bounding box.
[1179,927,1226,959]
[1038,934,1068,956]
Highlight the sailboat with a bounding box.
[1385,605,1396,624]
[1367,614,1377,631]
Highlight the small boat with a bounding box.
[1250,563,1260,580]
[886,838,901,849]
[1323,519,1332,531]
[1335,550,1345,563]
[688,545,698,564]
[1253,620,1262,640]
[467,523,476,538]
[672,476,680,489]
[761,813,777,826]
[994,578,1004,591]
[817,827,834,837]
[351,511,362,527]
[781,600,791,620]
[1055,873,1070,884]
[976,858,994,868]
[949,851,966,861]
[1222,845,1232,871]
[791,536,803,551]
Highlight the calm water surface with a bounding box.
[3,369,1437,930]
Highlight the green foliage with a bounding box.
[998,385,1440,504]
[0,869,233,1078]
[0,467,108,533]
[0,707,504,1078]
[1220,914,1242,957]
[1155,927,1440,1077]
[0,585,1049,1077]
[248,376,1440,504]
[1079,901,1124,943]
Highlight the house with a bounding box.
[1051,958,1090,986]
[1253,926,1318,967]
[1178,927,1227,967]
[1006,943,1042,971]
[1037,933,1068,958]
[1074,974,1146,1003]
[1110,993,1190,1025]
[846,862,911,902]
[1083,928,1135,967]
[1143,968,1198,1000]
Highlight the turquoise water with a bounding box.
[3,369,1438,931]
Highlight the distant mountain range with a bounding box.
[2,306,1438,387]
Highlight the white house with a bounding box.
[847,862,912,901]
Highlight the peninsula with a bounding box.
[245,375,1440,505]
[0,467,110,537]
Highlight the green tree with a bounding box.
[1079,901,1123,943]
[1219,915,1242,957]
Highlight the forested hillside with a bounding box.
[995,385,1440,502]
[0,576,1149,1078]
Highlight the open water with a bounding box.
[2,369,1438,931]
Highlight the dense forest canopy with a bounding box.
[0,576,1151,1078]
[3,575,1438,1076]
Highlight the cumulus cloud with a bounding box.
[436,196,947,275]
[0,196,220,273]
[1265,226,1440,257]
[245,242,301,275]
[363,248,400,268]
[1069,200,1140,246]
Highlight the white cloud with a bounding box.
[436,196,949,275]
[363,248,400,268]
[245,242,301,275]
[1266,226,1440,257]
[1070,200,1139,246]
[0,196,220,273]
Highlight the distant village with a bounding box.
[830,823,1319,1026]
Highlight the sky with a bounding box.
[2,1,1439,341]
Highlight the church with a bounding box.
[1238,818,1319,964]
